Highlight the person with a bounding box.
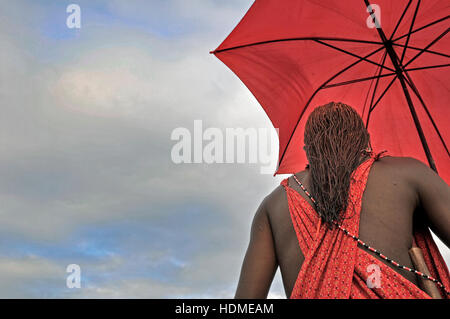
[234,102,450,299]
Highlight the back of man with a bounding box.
[234,102,450,299]
[265,155,449,297]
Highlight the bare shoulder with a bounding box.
[252,178,294,230]
[263,184,288,214]
[377,157,450,246]
[374,155,438,183]
[263,171,308,218]
[375,155,427,168]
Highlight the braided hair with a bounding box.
[304,102,371,226]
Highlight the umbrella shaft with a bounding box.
[384,42,437,173]
[365,0,438,172]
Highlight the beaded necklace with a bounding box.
[292,174,450,296]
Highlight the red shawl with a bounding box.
[281,151,450,299]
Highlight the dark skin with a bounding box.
[235,155,450,298]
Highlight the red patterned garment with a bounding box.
[281,150,450,299]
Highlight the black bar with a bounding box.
[0,299,448,317]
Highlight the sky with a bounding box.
[0,0,448,298]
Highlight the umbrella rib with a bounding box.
[393,15,449,43]
[313,39,395,72]
[368,76,398,114]
[210,37,383,54]
[324,63,450,90]
[400,0,421,64]
[389,0,413,41]
[365,64,450,118]
[322,72,395,89]
[277,45,386,169]
[404,28,449,68]
[211,16,448,55]
[365,51,388,129]
[406,63,450,71]
[402,70,450,156]
[391,43,450,58]
[365,0,438,171]
[392,16,448,156]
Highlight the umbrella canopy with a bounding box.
[211,0,450,183]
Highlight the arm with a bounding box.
[234,199,278,298]
[408,158,450,247]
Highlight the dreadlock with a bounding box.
[304,102,371,227]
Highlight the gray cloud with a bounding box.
[0,0,288,298]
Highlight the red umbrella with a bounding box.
[211,0,450,183]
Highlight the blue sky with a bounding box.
[0,0,289,298]
[0,0,447,298]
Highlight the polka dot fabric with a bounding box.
[281,151,450,299]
